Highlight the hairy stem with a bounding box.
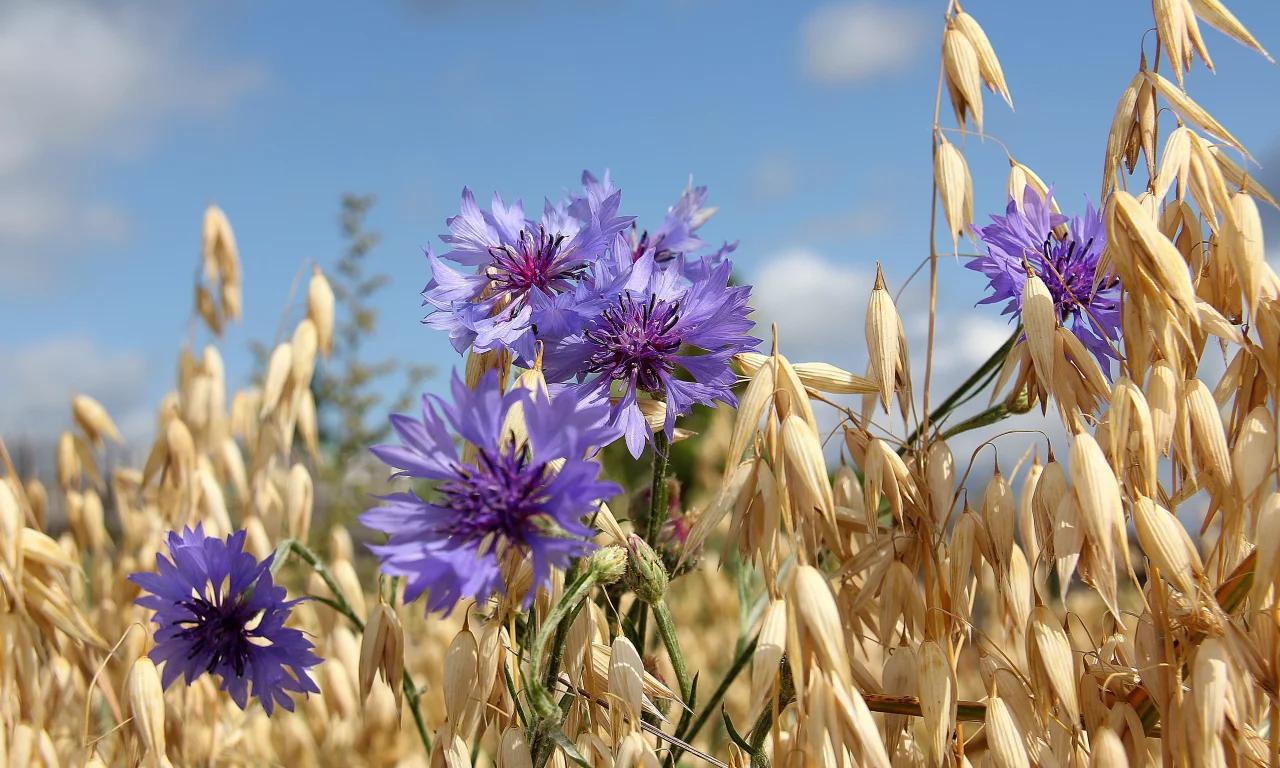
[646,430,672,544]
[529,566,599,768]
[271,539,432,754]
[651,600,694,768]
[668,634,758,765]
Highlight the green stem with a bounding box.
[937,397,1019,442]
[904,326,1020,449]
[529,567,600,768]
[652,600,694,768]
[645,429,672,544]
[669,634,758,765]
[271,539,432,754]
[633,429,672,653]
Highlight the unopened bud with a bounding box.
[588,545,628,585]
[625,534,668,604]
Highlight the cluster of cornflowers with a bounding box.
[127,170,758,715]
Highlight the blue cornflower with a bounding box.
[127,525,321,715]
[422,177,634,361]
[575,173,738,275]
[544,246,758,458]
[361,370,622,616]
[968,185,1121,371]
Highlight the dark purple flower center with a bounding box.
[583,293,682,391]
[488,228,585,314]
[177,585,264,678]
[438,444,553,552]
[1036,236,1118,324]
[629,223,677,264]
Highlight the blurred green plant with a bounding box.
[253,193,433,532]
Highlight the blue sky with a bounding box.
[1,0,1278,450]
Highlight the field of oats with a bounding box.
[2,1,1279,766]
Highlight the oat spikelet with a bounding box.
[1132,494,1202,595]
[125,657,167,768]
[952,11,1012,108]
[942,23,984,131]
[307,265,336,358]
[917,640,955,766]
[1188,0,1273,62]
[865,264,902,414]
[934,138,972,250]
[72,394,122,449]
[359,603,405,719]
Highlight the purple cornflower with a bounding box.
[544,246,758,458]
[577,173,738,274]
[361,370,622,615]
[127,526,320,715]
[968,186,1121,371]
[422,176,634,362]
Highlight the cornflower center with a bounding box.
[1036,236,1117,323]
[487,227,585,314]
[583,293,682,391]
[177,582,264,677]
[437,443,553,554]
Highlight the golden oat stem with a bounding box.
[922,3,956,451]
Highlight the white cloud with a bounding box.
[0,337,154,447]
[800,2,930,86]
[0,2,263,287]
[750,248,871,365]
[748,249,1042,462]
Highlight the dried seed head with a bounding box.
[792,564,851,689]
[953,11,1012,108]
[1233,406,1275,504]
[1028,605,1079,724]
[609,636,645,732]
[934,139,973,249]
[942,24,984,131]
[1185,378,1233,490]
[497,726,533,768]
[1252,493,1280,608]
[866,264,902,413]
[72,394,122,449]
[983,470,1016,576]
[443,626,479,727]
[1193,638,1230,759]
[260,342,294,418]
[1090,728,1129,768]
[1132,494,1202,595]
[986,693,1031,768]
[917,640,955,766]
[926,441,956,530]
[750,600,787,720]
[291,318,319,392]
[307,266,336,358]
[55,431,79,490]
[285,463,314,543]
[359,603,405,718]
[126,656,167,767]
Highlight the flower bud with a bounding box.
[587,545,628,586]
[624,534,668,604]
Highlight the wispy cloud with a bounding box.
[0,336,154,446]
[0,2,263,289]
[800,2,931,86]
